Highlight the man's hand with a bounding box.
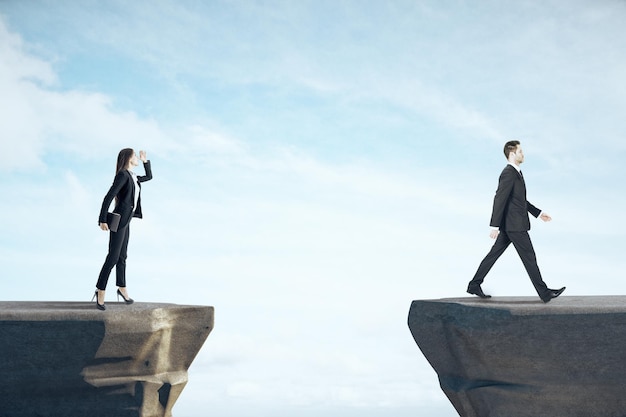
[100,223,109,231]
[489,229,500,239]
[540,213,552,222]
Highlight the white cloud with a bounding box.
[0,19,175,172]
[0,22,53,170]
[185,125,247,155]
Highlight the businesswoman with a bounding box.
[93,148,152,310]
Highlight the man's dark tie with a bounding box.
[519,171,525,182]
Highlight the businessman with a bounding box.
[467,140,565,303]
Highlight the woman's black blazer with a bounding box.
[98,161,153,229]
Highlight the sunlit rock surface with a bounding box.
[0,301,214,417]
[408,296,626,417]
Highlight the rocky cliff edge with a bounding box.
[408,296,626,417]
[0,301,214,417]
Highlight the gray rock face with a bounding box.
[408,296,626,417]
[0,301,214,417]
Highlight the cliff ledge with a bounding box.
[408,296,626,417]
[0,301,213,417]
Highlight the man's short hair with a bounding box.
[504,140,520,159]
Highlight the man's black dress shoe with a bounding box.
[542,286,566,303]
[467,286,491,298]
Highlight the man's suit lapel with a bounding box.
[507,165,525,190]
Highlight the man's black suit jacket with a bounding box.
[489,164,541,232]
[98,161,152,229]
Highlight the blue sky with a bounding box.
[1,1,626,416]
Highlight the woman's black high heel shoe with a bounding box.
[92,290,106,311]
[117,288,134,304]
